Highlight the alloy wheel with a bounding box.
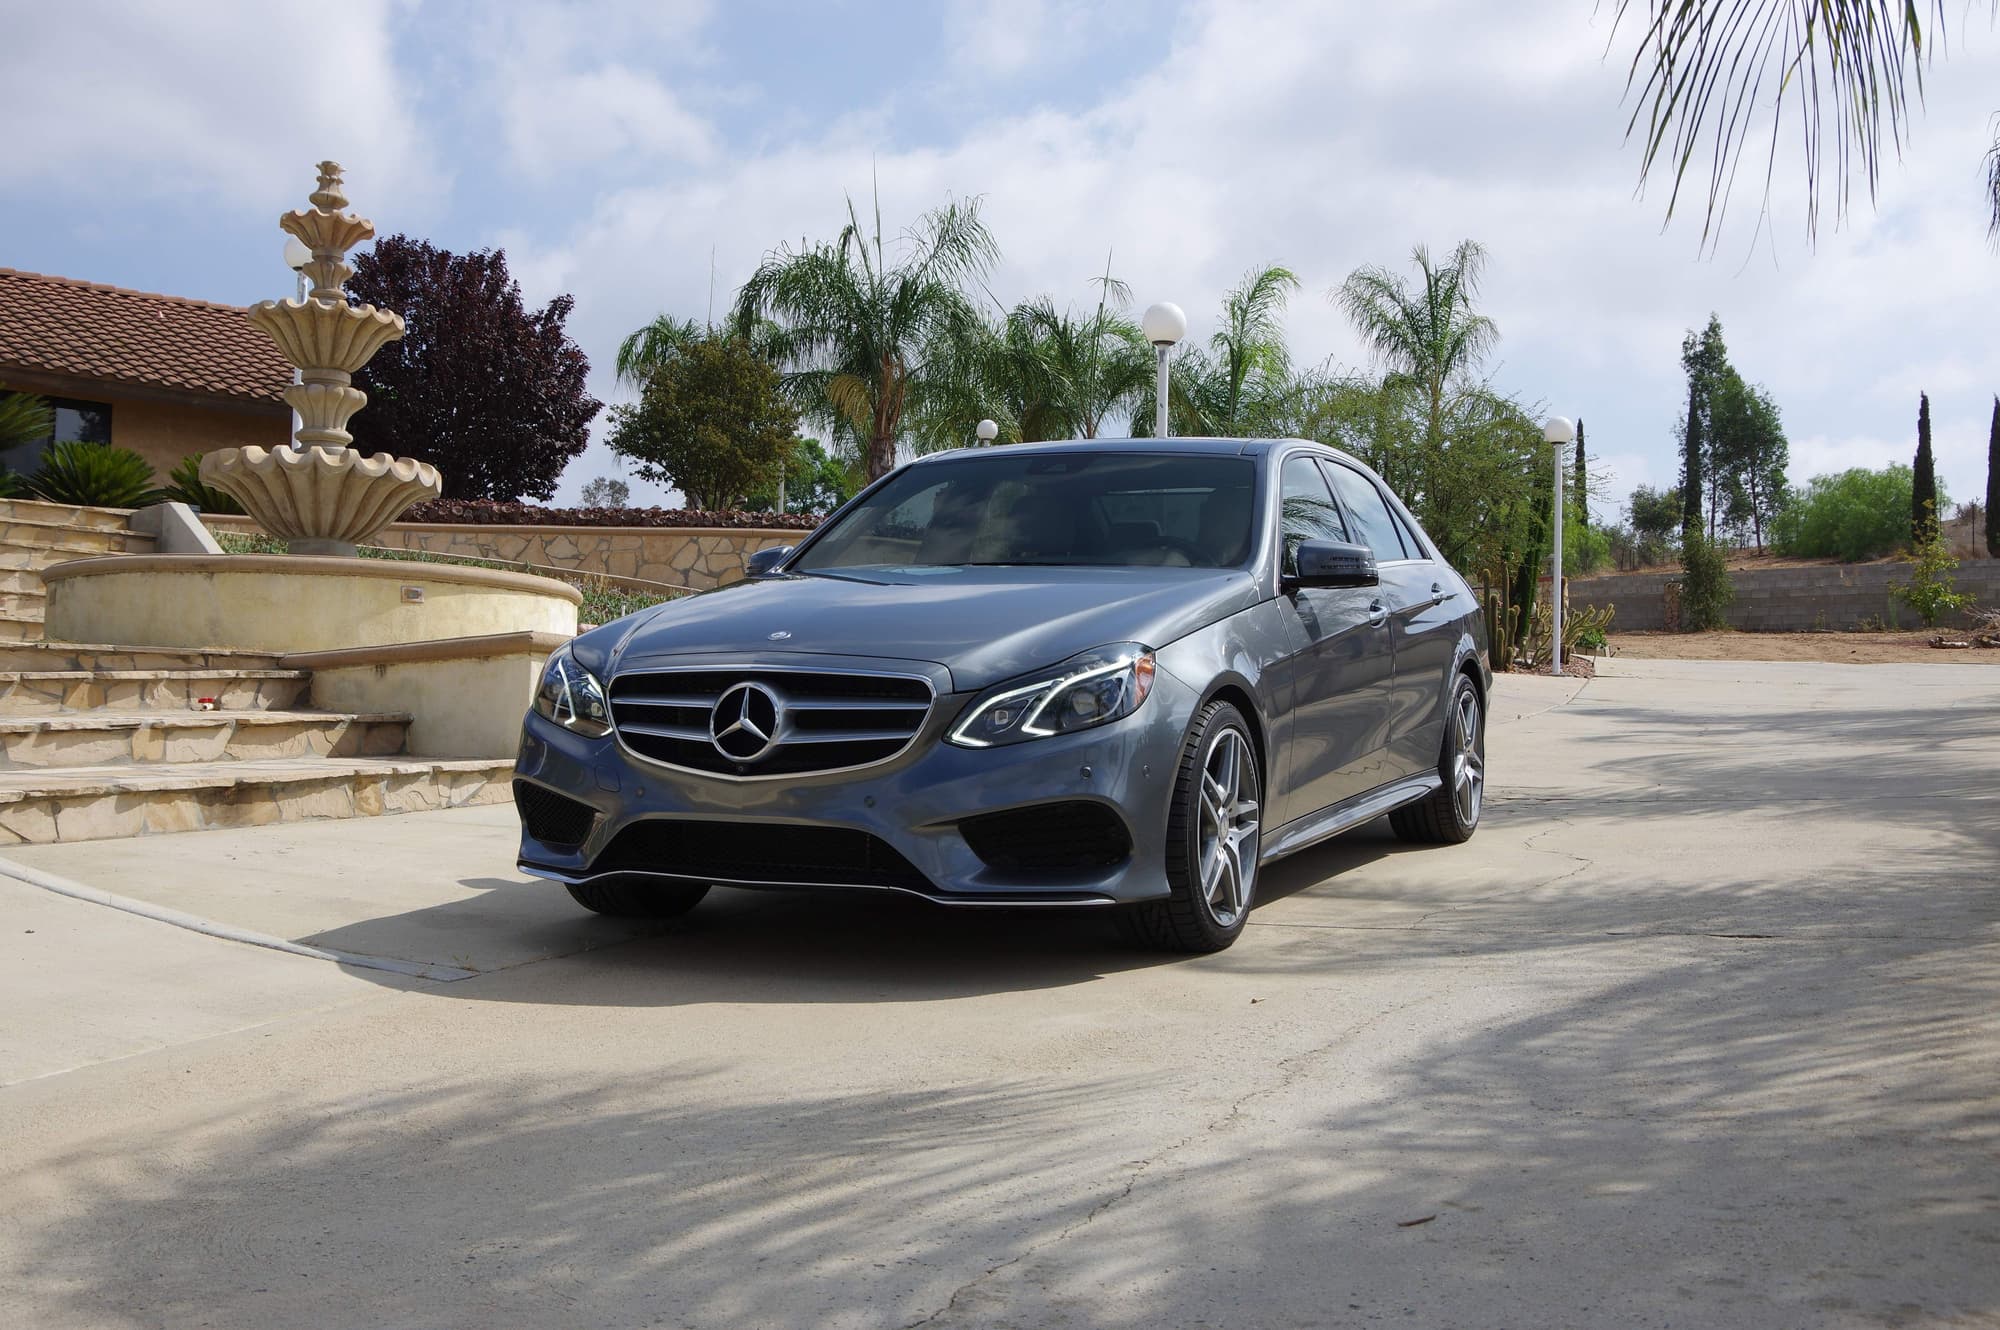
[1452,688,1484,827]
[1197,727,1261,927]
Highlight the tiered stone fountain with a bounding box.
[200,161,442,556]
[44,160,579,661]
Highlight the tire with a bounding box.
[1121,700,1262,954]
[564,875,710,919]
[1390,673,1484,845]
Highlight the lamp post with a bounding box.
[282,238,312,448]
[975,418,999,447]
[1542,416,1576,677]
[1141,302,1186,439]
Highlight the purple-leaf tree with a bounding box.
[347,236,600,501]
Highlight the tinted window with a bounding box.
[0,394,111,476]
[794,452,1259,570]
[1278,455,1348,575]
[1324,463,1410,561]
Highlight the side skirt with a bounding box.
[1258,773,1443,865]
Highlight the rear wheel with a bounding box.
[1390,674,1483,845]
[565,876,710,919]
[1122,701,1262,953]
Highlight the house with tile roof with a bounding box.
[0,268,292,481]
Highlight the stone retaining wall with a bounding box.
[1569,559,2000,632]
[204,516,802,591]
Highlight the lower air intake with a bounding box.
[514,781,599,847]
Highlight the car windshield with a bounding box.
[792,452,1259,572]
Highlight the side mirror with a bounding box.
[745,545,794,577]
[1288,539,1378,590]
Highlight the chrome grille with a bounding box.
[609,668,934,776]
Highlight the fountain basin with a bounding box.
[42,554,579,654]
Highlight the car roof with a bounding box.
[913,437,1362,466]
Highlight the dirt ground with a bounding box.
[1607,630,2000,664]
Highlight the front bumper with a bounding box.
[514,660,1200,906]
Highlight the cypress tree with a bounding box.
[1986,396,1998,558]
[1913,392,1938,542]
[1681,377,1704,537]
[1574,417,1588,527]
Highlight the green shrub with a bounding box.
[1679,532,1735,631]
[158,454,245,515]
[1893,509,1975,628]
[1562,512,1612,575]
[28,441,161,508]
[1771,465,1947,561]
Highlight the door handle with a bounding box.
[1367,599,1388,628]
[1431,582,1455,604]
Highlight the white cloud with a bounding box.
[0,0,443,216]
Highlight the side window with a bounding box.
[1278,456,1348,574]
[1323,463,1409,562]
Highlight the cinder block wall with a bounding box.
[1569,559,2000,632]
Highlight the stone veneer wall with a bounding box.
[204,516,803,591]
[1569,559,2000,632]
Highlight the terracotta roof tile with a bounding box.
[0,268,292,405]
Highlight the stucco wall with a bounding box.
[1570,559,2000,632]
[204,515,802,590]
[113,398,289,478]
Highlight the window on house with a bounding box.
[0,395,112,476]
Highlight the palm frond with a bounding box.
[1611,0,1987,244]
[1987,113,2000,241]
[613,315,703,388]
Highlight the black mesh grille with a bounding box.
[958,802,1133,874]
[594,820,932,892]
[514,780,598,847]
[610,669,932,776]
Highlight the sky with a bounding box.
[4,0,1997,519]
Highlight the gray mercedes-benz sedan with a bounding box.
[514,438,1491,952]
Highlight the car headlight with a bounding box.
[534,645,612,737]
[947,643,1156,748]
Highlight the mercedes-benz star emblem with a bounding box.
[710,681,783,762]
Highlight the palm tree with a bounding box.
[1335,240,1498,451]
[734,191,998,481]
[1131,265,1300,437]
[1612,0,1999,243]
[613,315,704,389]
[1007,263,1154,439]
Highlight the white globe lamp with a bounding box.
[1141,302,1187,438]
[975,418,999,446]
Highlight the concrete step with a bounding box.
[0,641,284,672]
[0,523,154,560]
[0,710,412,769]
[0,755,514,845]
[0,498,137,533]
[0,669,311,715]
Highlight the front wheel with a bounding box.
[1121,700,1262,953]
[1390,674,1484,845]
[565,876,710,919]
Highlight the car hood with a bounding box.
[590,566,1263,692]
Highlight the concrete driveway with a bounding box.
[0,658,1994,1328]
